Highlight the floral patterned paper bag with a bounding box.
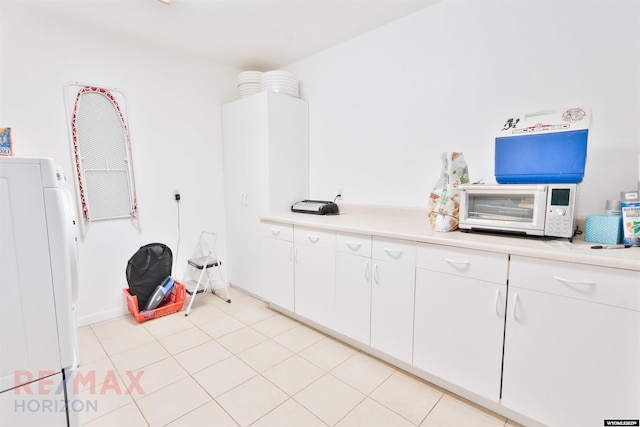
[427,152,469,232]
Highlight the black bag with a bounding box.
[126,243,173,310]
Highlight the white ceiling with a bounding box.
[12,0,440,70]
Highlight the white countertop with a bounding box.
[260,204,640,272]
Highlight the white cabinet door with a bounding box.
[502,256,640,427]
[370,237,416,364]
[413,269,506,402]
[370,259,415,363]
[413,243,508,402]
[260,237,294,312]
[222,99,249,289]
[335,251,371,345]
[334,232,373,345]
[241,97,269,297]
[293,227,336,329]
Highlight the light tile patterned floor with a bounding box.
[78,287,524,427]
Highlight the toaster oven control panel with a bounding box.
[545,209,572,237]
[544,187,576,238]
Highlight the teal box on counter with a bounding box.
[585,215,622,245]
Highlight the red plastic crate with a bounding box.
[123,282,186,323]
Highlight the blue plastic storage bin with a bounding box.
[494,108,590,184]
[495,129,588,184]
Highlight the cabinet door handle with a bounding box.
[307,235,320,243]
[271,229,281,236]
[373,263,379,284]
[444,258,470,267]
[364,260,371,282]
[384,248,403,258]
[346,242,362,250]
[288,245,293,261]
[512,293,519,321]
[553,276,596,287]
[494,289,502,316]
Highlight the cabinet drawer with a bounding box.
[336,232,372,257]
[294,225,335,249]
[510,255,640,311]
[372,236,416,264]
[417,243,508,284]
[261,221,293,241]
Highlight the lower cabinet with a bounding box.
[502,256,640,427]
[334,232,373,345]
[293,226,336,329]
[260,222,294,311]
[259,220,640,427]
[370,237,416,364]
[414,270,506,402]
[413,244,509,402]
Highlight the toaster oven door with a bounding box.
[459,186,547,234]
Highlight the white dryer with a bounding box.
[0,157,79,426]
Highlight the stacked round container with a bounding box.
[238,71,262,98]
[260,70,299,97]
[237,70,299,99]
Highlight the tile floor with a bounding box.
[77,287,524,427]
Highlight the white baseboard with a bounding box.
[76,306,128,327]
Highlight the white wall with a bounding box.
[1,0,638,325]
[286,0,640,215]
[0,2,239,325]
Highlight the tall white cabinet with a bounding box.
[222,91,308,297]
